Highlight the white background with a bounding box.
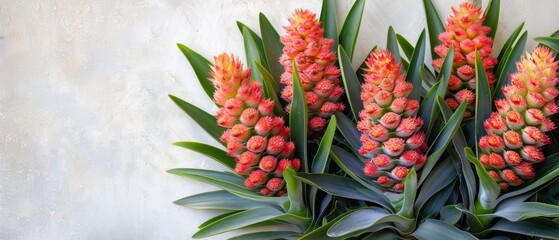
[1,0,557,239]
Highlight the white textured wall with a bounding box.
[0,0,557,239]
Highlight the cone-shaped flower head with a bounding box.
[210,53,300,196]
[479,47,558,191]
[433,1,498,118]
[358,50,427,192]
[280,9,345,134]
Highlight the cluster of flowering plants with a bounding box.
[168,0,559,239]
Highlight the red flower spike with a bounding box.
[266,178,284,192]
[478,47,558,191]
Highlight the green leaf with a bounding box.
[296,173,392,210]
[534,36,559,53]
[481,218,559,239]
[435,46,454,99]
[174,190,275,210]
[259,13,284,82]
[481,202,559,222]
[254,61,284,116]
[339,0,365,61]
[229,231,298,240]
[415,158,456,214]
[330,145,384,195]
[199,211,242,229]
[334,112,361,151]
[406,30,426,100]
[338,45,363,121]
[300,210,354,240]
[398,168,418,219]
[320,0,338,52]
[494,31,527,99]
[290,61,309,172]
[419,99,467,185]
[169,95,225,146]
[422,0,444,59]
[474,50,492,155]
[439,100,477,211]
[464,147,499,214]
[167,168,287,204]
[420,182,455,219]
[176,44,215,102]
[386,26,400,62]
[192,208,284,238]
[173,141,234,170]
[482,0,500,39]
[440,205,462,226]
[496,163,559,205]
[283,167,308,217]
[396,34,413,60]
[412,219,477,240]
[419,81,441,143]
[496,22,524,64]
[327,208,414,237]
[312,116,336,173]
[241,27,265,82]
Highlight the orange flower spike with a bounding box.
[478,47,558,191]
[280,9,344,133]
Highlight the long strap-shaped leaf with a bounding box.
[192,207,284,238]
[422,0,444,60]
[386,26,401,63]
[464,147,499,215]
[397,168,418,219]
[415,157,456,214]
[327,207,414,237]
[259,13,284,83]
[493,24,526,99]
[320,0,338,52]
[330,145,384,195]
[535,36,559,53]
[339,0,365,61]
[290,61,309,172]
[176,44,215,102]
[338,45,363,121]
[169,95,225,146]
[412,219,477,240]
[474,50,492,156]
[418,99,467,185]
[241,27,266,82]
[479,202,559,222]
[173,190,276,210]
[482,0,500,39]
[334,112,361,152]
[479,218,559,239]
[406,30,427,100]
[173,141,234,170]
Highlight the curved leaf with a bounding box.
[464,147,499,214]
[199,210,242,229]
[481,218,559,239]
[397,168,418,219]
[167,168,287,204]
[283,167,308,217]
[474,50,492,156]
[334,111,361,151]
[330,145,383,194]
[494,31,527,99]
[420,180,455,219]
[338,45,363,120]
[422,0,444,59]
[481,202,559,222]
[419,81,442,141]
[259,13,284,82]
[173,141,234,170]
[290,61,309,172]
[193,208,284,238]
[534,36,559,53]
[415,157,456,213]
[412,219,477,240]
[320,0,338,52]
[300,210,354,240]
[386,26,401,62]
[482,0,500,39]
[496,22,524,65]
[254,61,284,116]
[327,208,414,237]
[296,173,392,210]
[312,116,336,173]
[173,190,274,210]
[229,231,298,240]
[419,99,467,185]
[496,164,559,204]
[406,30,426,100]
[440,205,462,226]
[169,95,225,146]
[241,27,265,82]
[396,34,436,79]
[176,44,215,102]
[339,0,365,60]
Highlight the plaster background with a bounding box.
[0,0,557,239]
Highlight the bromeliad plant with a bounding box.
[168,0,559,239]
